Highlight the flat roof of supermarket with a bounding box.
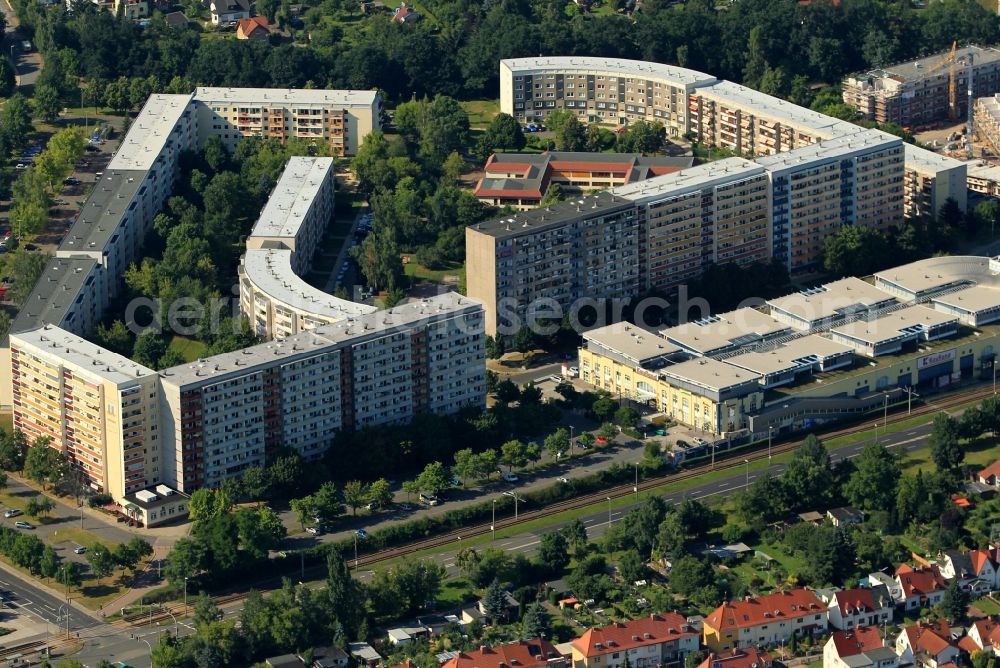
[767,277,898,324]
[241,249,376,321]
[659,356,761,393]
[501,57,716,88]
[107,93,193,172]
[874,256,999,297]
[249,157,334,241]
[830,305,958,346]
[194,87,378,107]
[582,322,681,366]
[932,284,1000,315]
[160,292,480,388]
[13,324,155,385]
[662,308,789,355]
[726,335,854,376]
[9,257,98,334]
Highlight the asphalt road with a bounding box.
[0,564,95,633]
[0,0,42,88]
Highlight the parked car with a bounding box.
[73,545,87,554]
[398,503,413,511]
[13,520,32,530]
[3,509,21,518]
[502,471,519,483]
[365,501,382,511]
[63,177,80,185]
[14,163,26,170]
[419,492,439,506]
[306,526,321,535]
[24,244,37,251]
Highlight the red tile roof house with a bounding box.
[827,586,895,631]
[697,648,773,668]
[569,613,700,668]
[978,461,1000,486]
[443,640,566,668]
[824,626,899,668]
[703,588,827,653]
[964,618,999,652]
[894,621,960,668]
[940,548,1000,595]
[895,565,949,610]
[236,16,270,40]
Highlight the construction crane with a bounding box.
[925,41,959,121]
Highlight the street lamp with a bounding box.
[159,608,179,637]
[767,425,773,462]
[606,496,612,531]
[634,462,639,502]
[883,393,889,428]
[132,634,153,659]
[744,459,750,489]
[491,499,496,542]
[570,425,575,454]
[183,577,189,614]
[57,604,69,638]
[503,490,521,519]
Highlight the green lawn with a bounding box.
[403,257,465,285]
[0,412,12,434]
[973,596,1000,615]
[461,100,500,128]
[168,336,208,363]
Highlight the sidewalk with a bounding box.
[97,543,173,618]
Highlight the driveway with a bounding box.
[0,0,43,88]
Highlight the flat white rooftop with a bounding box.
[501,57,717,88]
[767,277,898,325]
[756,129,900,172]
[107,93,194,172]
[13,324,155,385]
[160,292,480,388]
[931,284,1000,315]
[874,256,999,297]
[194,87,379,108]
[242,249,376,321]
[830,305,958,346]
[659,356,761,393]
[249,157,334,241]
[725,335,854,376]
[903,144,967,174]
[662,307,789,355]
[612,158,764,203]
[582,322,680,365]
[967,162,1000,182]
[696,81,859,137]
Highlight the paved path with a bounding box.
[0,0,42,88]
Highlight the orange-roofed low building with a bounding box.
[569,613,700,668]
[827,586,895,630]
[443,640,567,668]
[697,648,773,668]
[964,617,999,652]
[894,621,960,668]
[703,589,828,653]
[824,627,898,668]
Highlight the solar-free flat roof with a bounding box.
[874,256,998,297]
[160,292,480,388]
[903,144,966,175]
[755,129,900,172]
[662,308,789,355]
[249,157,334,241]
[58,170,145,255]
[877,45,1000,84]
[725,335,854,376]
[611,157,764,203]
[582,322,680,365]
[501,57,717,88]
[194,87,378,107]
[659,356,761,393]
[931,284,1000,315]
[241,249,376,321]
[695,81,859,137]
[9,257,98,334]
[107,93,193,172]
[830,305,958,346]
[968,161,1000,183]
[767,277,899,325]
[469,190,634,239]
[12,324,155,385]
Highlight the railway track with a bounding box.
[122,381,993,628]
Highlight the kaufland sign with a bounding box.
[917,349,956,371]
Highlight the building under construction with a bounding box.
[842,45,1000,126]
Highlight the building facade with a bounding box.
[703,589,827,653]
[570,614,700,668]
[902,145,967,220]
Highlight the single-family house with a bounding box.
[940,550,995,595]
[309,646,349,668]
[266,655,304,668]
[391,2,420,22]
[348,642,383,668]
[827,507,866,528]
[570,613,700,668]
[698,648,773,668]
[895,565,948,610]
[163,11,190,28]
[442,640,566,668]
[203,0,250,24]
[824,627,899,668]
[387,625,429,645]
[236,15,270,39]
[112,0,149,19]
[895,621,960,668]
[827,586,895,630]
[417,614,454,635]
[964,618,1000,654]
[979,461,1000,487]
[703,588,828,653]
[867,573,904,603]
